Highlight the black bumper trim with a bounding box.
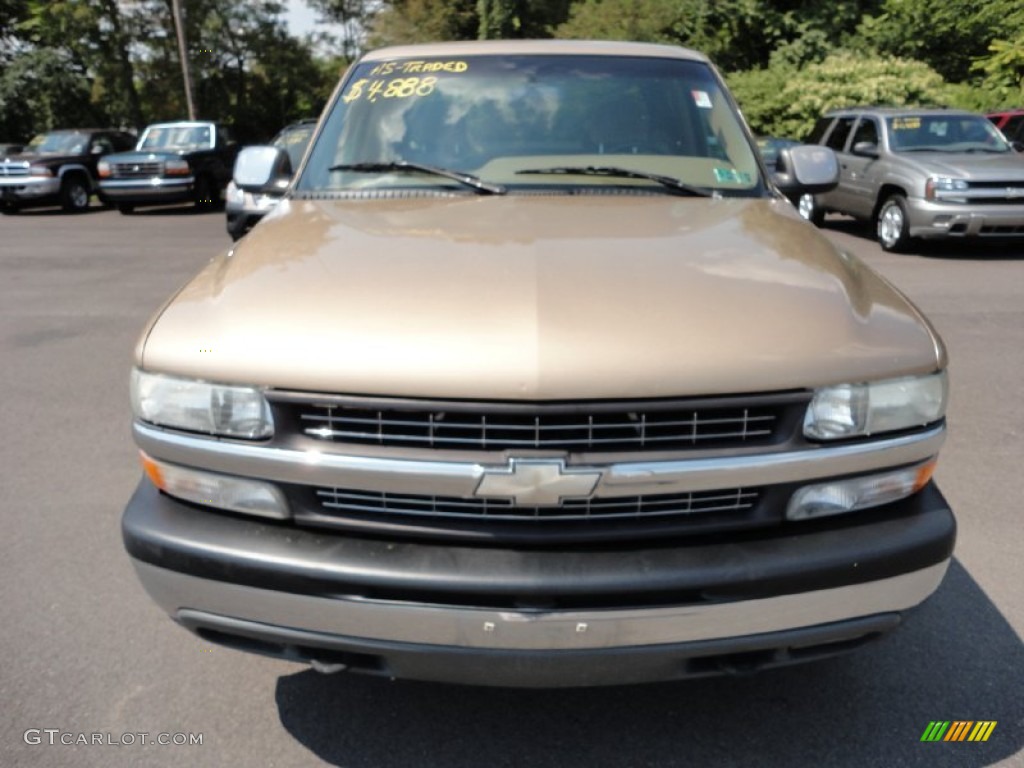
[178,608,903,687]
[122,479,955,610]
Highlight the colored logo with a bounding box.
[921,721,997,742]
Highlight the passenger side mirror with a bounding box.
[233,146,292,193]
[851,141,879,158]
[773,145,840,198]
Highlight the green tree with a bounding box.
[728,51,951,138]
[0,48,101,140]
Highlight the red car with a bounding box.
[987,109,1024,145]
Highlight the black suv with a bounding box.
[0,129,136,213]
[98,121,238,213]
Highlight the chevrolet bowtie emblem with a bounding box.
[474,459,602,506]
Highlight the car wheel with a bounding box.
[876,195,912,252]
[117,203,135,215]
[797,193,824,227]
[60,175,91,213]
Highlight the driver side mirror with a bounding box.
[851,141,879,158]
[772,145,839,200]
[233,146,293,193]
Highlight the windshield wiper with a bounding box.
[515,165,715,197]
[328,161,506,195]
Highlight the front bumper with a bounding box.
[907,197,1024,238]
[123,479,955,686]
[99,177,194,204]
[0,175,61,201]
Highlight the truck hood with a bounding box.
[102,150,194,163]
[909,151,1024,181]
[139,195,943,399]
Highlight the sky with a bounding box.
[283,0,333,37]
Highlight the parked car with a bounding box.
[98,121,238,213]
[987,109,1024,146]
[225,118,316,240]
[123,41,954,688]
[0,129,135,213]
[800,107,1024,251]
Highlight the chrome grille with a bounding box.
[292,398,786,452]
[315,487,759,522]
[0,162,29,177]
[111,161,163,178]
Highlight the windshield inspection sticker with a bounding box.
[713,167,751,184]
[692,90,713,109]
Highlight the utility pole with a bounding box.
[171,0,196,119]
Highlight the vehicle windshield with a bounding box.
[273,124,316,169]
[26,131,88,155]
[138,124,213,152]
[887,115,1012,153]
[299,54,763,196]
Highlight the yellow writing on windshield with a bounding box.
[368,60,468,77]
[891,117,921,130]
[342,76,439,104]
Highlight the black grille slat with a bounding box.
[295,401,783,452]
[111,161,164,178]
[315,487,760,522]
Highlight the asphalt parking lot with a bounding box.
[2,203,1022,768]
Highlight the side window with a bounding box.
[805,117,833,145]
[90,136,115,155]
[1006,116,1024,142]
[851,118,879,148]
[825,116,856,152]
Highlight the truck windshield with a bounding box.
[138,125,213,152]
[887,115,1012,153]
[26,131,88,155]
[299,54,763,196]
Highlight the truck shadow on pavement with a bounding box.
[274,558,1022,768]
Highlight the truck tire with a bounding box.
[876,194,912,252]
[60,174,91,213]
[797,193,825,227]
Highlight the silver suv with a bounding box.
[801,107,1024,251]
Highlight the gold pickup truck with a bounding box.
[122,40,954,687]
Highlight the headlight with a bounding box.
[140,452,289,519]
[225,181,245,205]
[925,176,968,201]
[803,371,947,441]
[97,160,111,178]
[165,158,191,176]
[787,460,936,520]
[130,369,273,439]
[28,164,53,177]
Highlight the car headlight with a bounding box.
[28,164,54,177]
[803,371,947,441]
[98,160,111,178]
[925,176,968,201]
[130,369,273,439]
[225,181,245,205]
